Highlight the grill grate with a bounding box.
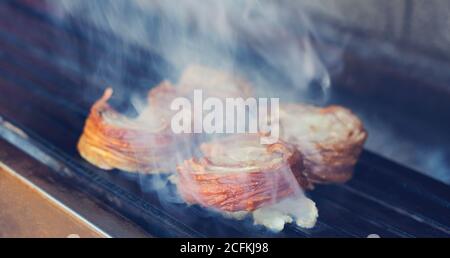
[0,1,449,237]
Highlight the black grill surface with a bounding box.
[0,1,449,237]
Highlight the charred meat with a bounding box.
[177,64,254,99]
[279,104,368,184]
[77,88,190,173]
[176,134,312,212]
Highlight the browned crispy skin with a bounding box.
[149,65,255,108]
[148,65,255,120]
[279,104,368,184]
[148,80,179,117]
[177,64,254,99]
[78,65,255,174]
[77,88,188,173]
[176,135,311,212]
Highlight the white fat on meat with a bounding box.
[252,195,318,232]
[171,172,318,232]
[223,194,318,232]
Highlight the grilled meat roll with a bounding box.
[148,65,255,117]
[148,80,180,119]
[178,64,254,99]
[77,88,189,173]
[176,135,312,212]
[279,104,367,184]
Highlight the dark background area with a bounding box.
[296,0,450,184]
[0,0,449,237]
[44,0,450,184]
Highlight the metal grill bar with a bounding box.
[1,1,449,237]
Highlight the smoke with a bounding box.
[362,110,450,184]
[49,0,333,231]
[53,0,331,101]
